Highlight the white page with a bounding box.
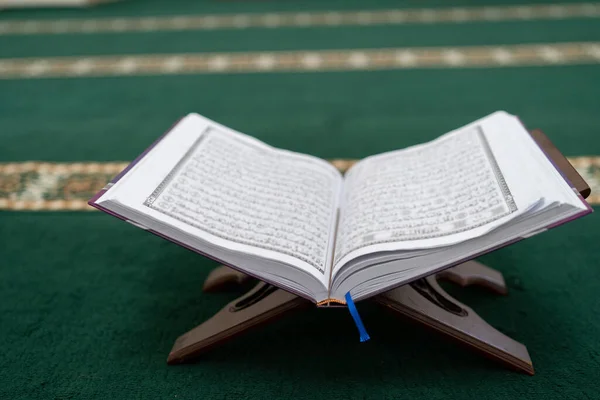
[100,114,342,283]
[332,111,541,273]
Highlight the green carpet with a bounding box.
[1,1,600,398]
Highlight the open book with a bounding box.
[89,111,592,305]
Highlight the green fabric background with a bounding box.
[1,0,600,398]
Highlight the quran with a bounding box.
[89,111,592,306]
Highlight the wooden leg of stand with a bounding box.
[202,265,253,292]
[375,275,534,375]
[168,282,308,364]
[436,260,507,294]
[175,263,533,374]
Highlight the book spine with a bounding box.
[316,298,347,307]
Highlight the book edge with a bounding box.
[347,207,591,303]
[88,200,318,303]
[516,116,593,214]
[88,117,184,206]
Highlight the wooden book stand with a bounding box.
[167,130,591,375]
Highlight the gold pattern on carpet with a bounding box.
[0,3,598,35]
[1,43,600,79]
[0,158,598,211]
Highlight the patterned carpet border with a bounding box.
[1,42,600,79]
[0,3,598,35]
[0,158,598,210]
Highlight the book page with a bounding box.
[143,126,342,276]
[333,124,521,272]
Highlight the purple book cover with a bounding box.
[88,116,593,305]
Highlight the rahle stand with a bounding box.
[167,130,591,375]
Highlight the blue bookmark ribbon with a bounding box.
[345,292,370,342]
